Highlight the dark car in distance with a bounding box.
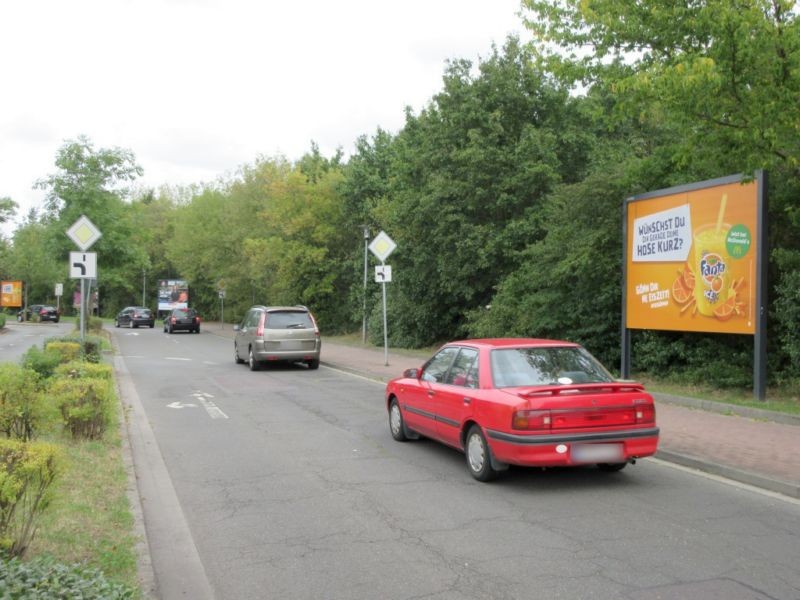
[17,304,60,323]
[163,308,201,334]
[115,306,155,328]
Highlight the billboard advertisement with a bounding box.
[0,281,23,308]
[158,279,189,311]
[625,177,759,335]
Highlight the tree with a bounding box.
[34,136,145,315]
[0,197,17,225]
[521,0,800,176]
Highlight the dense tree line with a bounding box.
[1,1,798,389]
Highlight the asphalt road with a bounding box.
[3,322,799,599]
[0,319,72,362]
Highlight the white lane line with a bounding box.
[165,357,191,361]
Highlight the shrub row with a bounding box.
[0,333,131,597]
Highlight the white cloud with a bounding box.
[0,0,525,235]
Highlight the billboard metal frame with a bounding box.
[621,171,768,400]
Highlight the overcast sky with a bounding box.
[1,0,526,236]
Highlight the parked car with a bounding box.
[234,305,321,371]
[115,306,155,328]
[163,308,201,334]
[17,304,60,323]
[386,338,659,482]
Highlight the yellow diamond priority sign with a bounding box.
[368,231,396,263]
[67,215,102,251]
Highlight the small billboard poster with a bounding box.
[0,281,23,307]
[625,175,759,335]
[158,279,189,311]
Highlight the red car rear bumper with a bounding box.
[486,427,659,467]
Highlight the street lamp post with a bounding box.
[362,226,369,343]
[142,269,146,307]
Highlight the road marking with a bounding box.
[191,392,228,419]
[167,401,197,409]
[126,332,140,336]
[165,357,191,361]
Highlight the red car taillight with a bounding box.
[512,410,552,430]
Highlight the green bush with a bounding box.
[0,440,62,558]
[54,361,113,381]
[43,341,82,364]
[0,557,134,598]
[43,335,105,363]
[0,365,43,442]
[20,348,62,380]
[49,378,114,441]
[87,316,104,333]
[0,314,6,328]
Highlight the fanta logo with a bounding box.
[700,253,726,281]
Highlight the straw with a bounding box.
[716,194,727,232]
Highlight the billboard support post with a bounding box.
[754,170,768,400]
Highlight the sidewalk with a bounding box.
[213,326,800,499]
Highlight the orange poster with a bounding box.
[1,281,23,308]
[625,178,758,334]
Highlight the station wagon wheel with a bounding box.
[389,399,410,442]
[307,358,320,370]
[597,462,627,472]
[248,348,260,371]
[234,343,245,364]
[466,425,498,482]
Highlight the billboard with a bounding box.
[0,281,23,308]
[158,279,189,311]
[625,176,759,335]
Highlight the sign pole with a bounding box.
[381,261,389,366]
[80,278,86,342]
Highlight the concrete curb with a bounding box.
[656,449,800,500]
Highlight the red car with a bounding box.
[386,338,659,481]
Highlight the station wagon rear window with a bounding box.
[265,311,313,329]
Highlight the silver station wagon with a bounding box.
[234,305,321,371]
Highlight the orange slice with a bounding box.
[713,295,737,321]
[672,276,692,304]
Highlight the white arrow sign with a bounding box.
[167,402,197,409]
[69,252,97,279]
[375,265,392,282]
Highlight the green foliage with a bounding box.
[49,378,114,441]
[47,335,104,363]
[87,317,104,333]
[0,314,6,329]
[0,557,134,599]
[43,342,82,364]
[521,0,800,177]
[0,440,62,558]
[20,348,62,380]
[0,365,43,442]
[631,330,753,388]
[54,361,113,381]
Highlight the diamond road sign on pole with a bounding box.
[66,215,102,251]
[368,231,396,263]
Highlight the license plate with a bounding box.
[571,443,623,463]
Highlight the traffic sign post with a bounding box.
[66,216,102,341]
[368,231,396,366]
